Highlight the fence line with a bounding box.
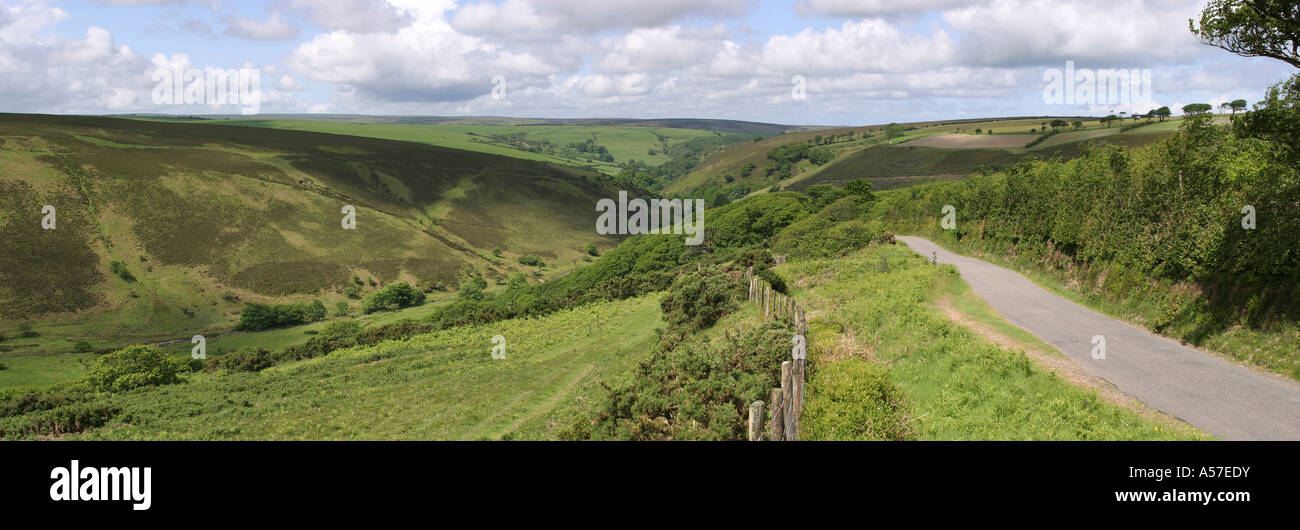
[745,265,808,441]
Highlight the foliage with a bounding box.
[206,346,276,373]
[567,320,793,440]
[85,345,181,392]
[658,266,741,331]
[1191,0,1300,68]
[109,260,137,282]
[362,282,426,313]
[236,300,328,331]
[801,358,912,440]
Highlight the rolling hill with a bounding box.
[0,114,630,358]
[666,116,1197,196]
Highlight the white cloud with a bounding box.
[224,11,299,40]
[290,0,413,33]
[452,0,753,38]
[797,0,978,18]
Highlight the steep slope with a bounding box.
[0,114,625,352]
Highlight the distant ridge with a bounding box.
[111,113,803,136]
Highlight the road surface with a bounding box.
[898,236,1300,440]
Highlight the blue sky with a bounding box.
[2,0,1293,125]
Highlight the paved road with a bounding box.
[898,236,1300,440]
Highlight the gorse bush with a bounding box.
[206,346,276,373]
[84,345,181,392]
[659,266,742,331]
[567,320,793,441]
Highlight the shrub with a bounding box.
[585,243,600,256]
[73,340,92,353]
[235,300,328,331]
[84,345,181,392]
[277,321,362,363]
[17,322,37,338]
[362,282,426,313]
[457,275,487,301]
[109,260,137,282]
[206,347,276,373]
[567,320,793,440]
[334,300,350,317]
[771,217,881,260]
[755,266,788,295]
[659,266,741,331]
[517,254,545,267]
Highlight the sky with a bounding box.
[0,0,1294,125]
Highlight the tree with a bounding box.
[884,123,905,139]
[842,178,875,203]
[1182,103,1214,115]
[1230,98,1249,113]
[1071,120,1084,130]
[1153,106,1173,121]
[1191,0,1300,68]
[1049,119,1068,131]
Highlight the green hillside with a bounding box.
[0,295,663,440]
[138,117,732,175]
[667,116,1194,197]
[0,114,626,360]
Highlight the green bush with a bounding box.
[109,260,137,282]
[16,322,37,338]
[585,243,600,256]
[567,320,793,440]
[73,340,92,353]
[236,300,328,331]
[755,266,788,295]
[517,254,545,267]
[362,282,426,313]
[84,345,181,392]
[659,266,741,331]
[207,347,276,373]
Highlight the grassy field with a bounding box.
[148,118,723,175]
[1,294,663,440]
[0,114,626,385]
[785,244,1206,440]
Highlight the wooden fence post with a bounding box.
[781,361,793,440]
[747,401,765,441]
[790,358,805,440]
[769,388,784,441]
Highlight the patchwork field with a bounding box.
[668,115,1214,197]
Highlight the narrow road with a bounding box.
[898,236,1300,440]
